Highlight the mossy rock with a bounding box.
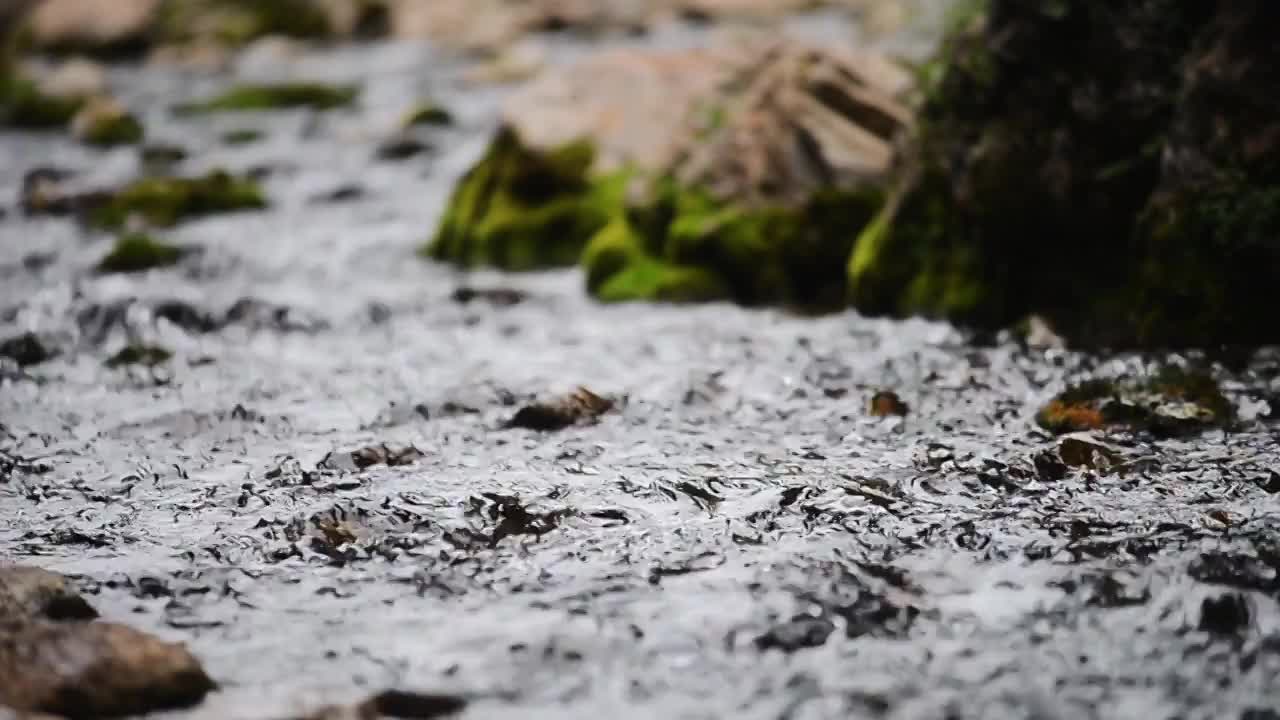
[423,128,611,271]
[105,343,172,368]
[403,102,453,128]
[585,181,883,310]
[175,83,356,114]
[0,73,84,128]
[848,0,1280,347]
[88,170,266,229]
[97,233,186,273]
[1036,366,1234,437]
[79,109,144,146]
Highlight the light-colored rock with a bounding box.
[32,56,105,99]
[501,37,911,204]
[24,0,159,52]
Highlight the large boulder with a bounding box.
[847,0,1280,346]
[426,37,911,310]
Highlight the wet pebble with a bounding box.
[0,333,58,367]
[868,390,908,417]
[296,689,467,719]
[450,286,526,307]
[225,298,329,334]
[375,135,431,161]
[1198,593,1252,635]
[754,613,835,653]
[318,444,425,472]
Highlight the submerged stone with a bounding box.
[402,102,453,128]
[175,82,357,113]
[0,332,57,367]
[220,128,263,145]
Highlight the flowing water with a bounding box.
[2,11,1280,720]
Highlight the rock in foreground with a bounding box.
[0,620,215,718]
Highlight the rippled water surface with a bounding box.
[3,14,1280,720]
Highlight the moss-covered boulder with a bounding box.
[0,71,84,128]
[88,170,266,229]
[175,82,356,113]
[96,232,186,273]
[848,0,1280,347]
[425,128,611,270]
[427,40,911,309]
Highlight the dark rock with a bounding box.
[450,286,526,307]
[754,614,834,653]
[104,343,171,368]
[224,298,328,334]
[0,567,98,623]
[0,333,57,367]
[151,300,221,334]
[0,620,215,717]
[296,689,467,719]
[1198,593,1251,635]
[19,167,77,216]
[849,0,1280,347]
[505,386,614,431]
[375,135,430,161]
[318,444,425,472]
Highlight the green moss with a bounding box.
[89,170,267,229]
[156,0,333,47]
[221,128,263,145]
[403,102,453,128]
[176,83,357,114]
[0,74,84,128]
[424,128,614,270]
[97,233,185,273]
[81,110,144,146]
[585,180,882,311]
[105,344,172,368]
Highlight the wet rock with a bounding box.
[224,297,328,333]
[0,566,98,623]
[70,96,143,146]
[450,286,526,307]
[430,39,907,309]
[754,613,834,653]
[22,0,159,57]
[1188,552,1278,595]
[151,299,221,334]
[847,0,1280,347]
[1054,435,1120,471]
[155,0,336,49]
[375,134,430,161]
[505,386,614,431]
[466,492,572,546]
[96,233,187,274]
[1036,367,1234,437]
[297,689,467,719]
[175,82,357,114]
[87,170,267,230]
[1198,593,1251,636]
[402,102,453,128]
[0,69,84,129]
[0,332,57,367]
[868,390,908,417]
[34,58,106,101]
[318,444,425,472]
[0,620,214,717]
[104,343,171,368]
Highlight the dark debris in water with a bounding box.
[318,444,425,472]
[450,286,527,306]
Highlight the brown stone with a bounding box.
[0,620,214,717]
[0,567,97,624]
[24,0,160,53]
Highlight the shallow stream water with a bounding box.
[3,11,1280,720]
